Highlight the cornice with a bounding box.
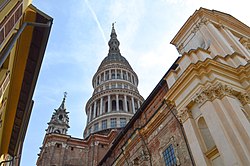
[164,58,249,109]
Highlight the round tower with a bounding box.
[84,24,144,138]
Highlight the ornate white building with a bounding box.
[84,24,144,138]
[166,8,250,165]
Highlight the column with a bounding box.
[109,70,111,80]
[200,100,240,165]
[137,100,140,109]
[115,69,117,79]
[124,95,128,112]
[131,97,135,113]
[100,97,103,115]
[116,94,119,111]
[104,71,106,81]
[180,109,210,166]
[99,74,101,84]
[89,105,92,121]
[220,96,250,161]
[108,95,111,112]
[87,110,90,123]
[93,101,97,118]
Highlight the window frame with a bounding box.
[162,144,177,166]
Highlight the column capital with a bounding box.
[237,92,250,106]
[194,83,235,107]
[177,107,192,123]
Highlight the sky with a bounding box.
[21,0,250,165]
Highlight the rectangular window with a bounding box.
[120,118,126,127]
[110,118,117,128]
[163,144,177,166]
[102,120,107,129]
[94,123,99,131]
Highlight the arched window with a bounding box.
[59,115,63,120]
[54,129,61,134]
[112,100,116,111]
[198,117,216,150]
[119,100,123,110]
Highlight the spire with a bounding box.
[58,92,67,110]
[46,92,70,135]
[108,22,120,55]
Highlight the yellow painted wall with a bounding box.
[0,5,36,157]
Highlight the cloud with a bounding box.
[85,0,107,45]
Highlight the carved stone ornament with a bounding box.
[200,17,209,25]
[237,93,250,106]
[177,43,184,54]
[165,100,176,109]
[177,107,192,123]
[194,83,235,106]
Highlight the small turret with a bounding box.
[46,92,70,135]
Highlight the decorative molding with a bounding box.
[239,37,250,51]
[177,107,192,123]
[237,93,250,106]
[165,100,176,109]
[177,43,184,54]
[200,17,209,25]
[194,83,235,106]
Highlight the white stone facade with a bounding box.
[168,8,250,166]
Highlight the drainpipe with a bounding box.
[0,21,52,67]
[164,100,196,166]
[138,131,152,166]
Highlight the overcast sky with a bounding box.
[21,0,250,165]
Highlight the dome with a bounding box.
[98,53,132,71]
[83,24,144,138]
